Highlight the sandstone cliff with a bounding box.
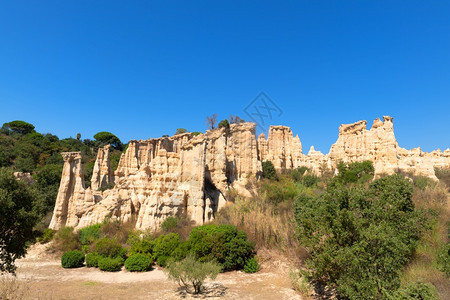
[50,117,449,231]
[50,123,261,231]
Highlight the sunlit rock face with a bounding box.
[50,123,262,231]
[50,117,448,231]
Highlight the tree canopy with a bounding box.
[0,168,39,273]
[1,120,35,135]
[218,119,230,129]
[175,128,188,135]
[93,131,123,150]
[294,174,426,299]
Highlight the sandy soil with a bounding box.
[7,243,303,300]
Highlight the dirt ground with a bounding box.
[5,244,303,300]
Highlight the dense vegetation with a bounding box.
[216,162,449,299]
[1,119,448,298]
[0,168,40,273]
[0,120,127,230]
[51,219,257,278]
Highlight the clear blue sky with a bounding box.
[1,1,449,153]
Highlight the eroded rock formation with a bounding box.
[50,123,261,231]
[50,117,449,231]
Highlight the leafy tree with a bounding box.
[166,254,221,294]
[205,114,217,130]
[33,164,62,215]
[218,119,230,129]
[1,121,35,135]
[76,133,81,140]
[294,174,426,299]
[336,160,374,184]
[175,128,188,135]
[0,168,39,273]
[262,160,278,180]
[93,131,123,150]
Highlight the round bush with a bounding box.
[61,250,85,268]
[85,252,100,268]
[243,257,260,273]
[98,256,124,272]
[125,254,153,272]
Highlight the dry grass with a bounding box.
[289,268,313,299]
[215,179,307,261]
[100,220,136,244]
[402,183,450,299]
[0,276,30,300]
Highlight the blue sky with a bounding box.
[0,1,449,153]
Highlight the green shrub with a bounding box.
[387,281,438,300]
[61,250,85,268]
[85,252,100,268]
[172,241,191,261]
[81,245,89,254]
[97,256,124,272]
[301,174,319,187]
[243,257,259,273]
[153,233,181,260]
[188,224,254,271]
[413,176,436,190]
[294,174,426,299]
[161,216,178,232]
[291,167,308,182]
[125,254,153,272]
[165,254,221,294]
[157,255,170,267]
[262,180,298,204]
[79,224,101,245]
[262,160,278,180]
[129,238,154,257]
[436,242,449,276]
[94,238,126,259]
[37,228,54,244]
[336,160,374,184]
[191,132,202,136]
[53,227,80,252]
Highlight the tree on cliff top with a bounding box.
[93,131,123,150]
[229,115,245,124]
[175,128,188,135]
[0,168,39,274]
[205,114,217,130]
[1,120,35,135]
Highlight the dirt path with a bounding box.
[7,244,302,299]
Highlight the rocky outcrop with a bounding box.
[13,172,34,185]
[50,117,449,231]
[50,123,262,231]
[257,126,302,170]
[91,145,114,191]
[49,152,94,230]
